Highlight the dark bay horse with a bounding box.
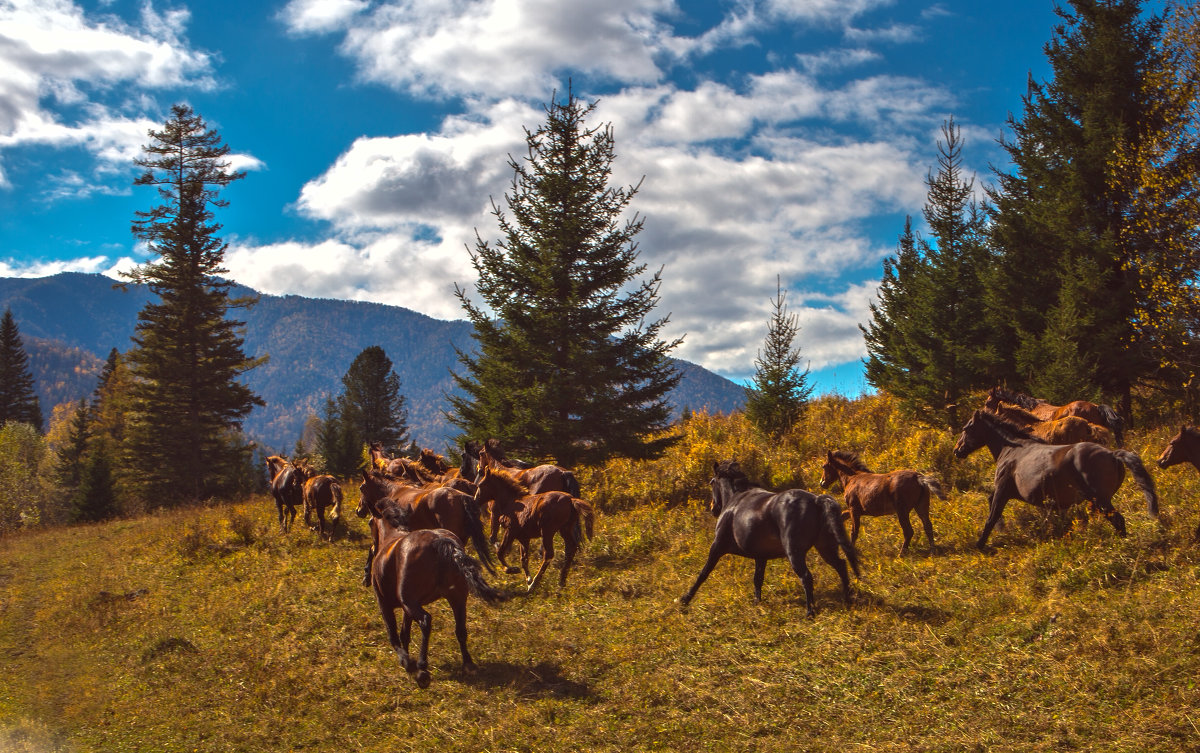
[302,474,342,540]
[265,455,307,532]
[472,465,594,593]
[1157,426,1200,539]
[680,460,860,618]
[953,410,1158,549]
[820,450,945,553]
[359,493,507,688]
[984,394,1113,446]
[357,471,495,585]
[987,386,1124,446]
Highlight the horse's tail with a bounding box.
[438,539,509,605]
[461,496,498,575]
[330,481,343,521]
[1113,449,1159,518]
[563,470,581,499]
[572,497,594,541]
[1098,404,1125,446]
[820,494,860,578]
[918,474,947,501]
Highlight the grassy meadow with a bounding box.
[3,395,1200,752]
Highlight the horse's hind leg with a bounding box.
[380,606,415,675]
[527,533,554,593]
[916,497,936,551]
[450,595,476,674]
[412,608,433,688]
[897,509,915,554]
[815,539,853,609]
[752,558,767,602]
[558,530,579,588]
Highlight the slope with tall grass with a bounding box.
[3,394,1200,751]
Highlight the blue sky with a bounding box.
[0,0,1143,394]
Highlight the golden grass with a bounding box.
[3,400,1200,752]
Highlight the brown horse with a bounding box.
[265,455,307,532]
[1157,426,1200,539]
[357,470,495,585]
[680,461,860,618]
[953,410,1158,549]
[476,444,580,541]
[303,474,343,540]
[987,386,1124,446]
[358,492,507,688]
[819,450,945,553]
[984,399,1113,446]
[472,465,594,593]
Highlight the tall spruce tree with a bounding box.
[0,309,42,431]
[987,0,1169,418]
[745,279,813,437]
[123,104,263,504]
[863,121,994,427]
[337,345,409,451]
[449,90,681,466]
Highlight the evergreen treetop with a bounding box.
[0,308,43,431]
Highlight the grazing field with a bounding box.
[3,398,1200,752]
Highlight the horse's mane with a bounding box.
[1182,426,1200,441]
[989,401,1039,423]
[373,495,414,530]
[975,409,1047,444]
[992,386,1040,411]
[419,449,450,473]
[480,465,530,497]
[714,460,757,492]
[398,457,438,484]
[829,450,872,473]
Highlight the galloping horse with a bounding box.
[953,410,1158,549]
[357,471,495,586]
[476,443,580,541]
[680,460,860,618]
[820,450,945,553]
[1157,426,1200,539]
[358,493,507,688]
[302,474,342,540]
[472,465,594,593]
[986,386,1124,446]
[984,399,1113,446]
[265,455,307,532]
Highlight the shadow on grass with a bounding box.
[852,589,953,626]
[464,661,595,699]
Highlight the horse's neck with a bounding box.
[835,464,862,484]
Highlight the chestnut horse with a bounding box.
[680,460,860,618]
[953,410,1157,549]
[820,450,945,553]
[472,465,594,593]
[358,493,507,688]
[986,386,1124,446]
[265,455,307,532]
[983,399,1112,446]
[476,443,580,541]
[357,471,495,585]
[302,474,342,540]
[1157,426,1200,539]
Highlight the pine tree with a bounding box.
[988,0,1168,417]
[316,397,360,478]
[449,90,681,466]
[122,104,264,504]
[863,121,995,427]
[338,346,408,450]
[55,399,91,492]
[745,279,813,437]
[0,309,42,431]
[71,444,118,523]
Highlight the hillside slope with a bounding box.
[0,273,746,449]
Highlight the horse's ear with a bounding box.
[712,461,720,475]
[826,450,833,460]
[361,468,370,481]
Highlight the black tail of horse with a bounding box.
[819,494,861,577]
[462,497,498,575]
[918,474,947,501]
[563,470,581,499]
[1097,404,1125,446]
[1113,449,1158,517]
[437,539,509,604]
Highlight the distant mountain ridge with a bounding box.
[0,273,746,451]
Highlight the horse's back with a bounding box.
[377,529,467,606]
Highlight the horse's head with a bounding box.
[709,460,747,517]
[953,411,987,458]
[265,455,288,481]
[1158,426,1197,469]
[819,451,838,489]
[983,387,1002,412]
[420,448,450,474]
[472,464,526,509]
[357,469,386,519]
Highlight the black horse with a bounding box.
[680,460,860,618]
[953,409,1158,549]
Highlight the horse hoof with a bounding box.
[505,566,522,575]
[416,670,432,689]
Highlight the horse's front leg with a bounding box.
[679,523,733,607]
[977,484,1013,550]
[752,558,767,602]
[276,499,286,532]
[496,529,521,575]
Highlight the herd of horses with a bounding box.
[260,387,1200,688]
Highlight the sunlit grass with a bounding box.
[3,401,1200,751]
